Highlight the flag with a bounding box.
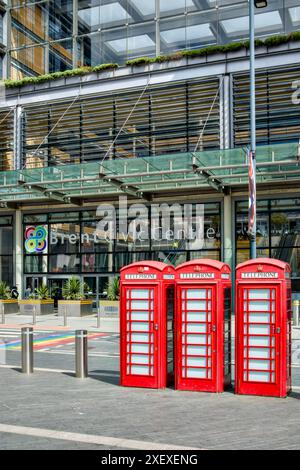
[248,148,256,236]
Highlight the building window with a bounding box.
[233,67,300,147]
[235,198,300,290]
[9,1,299,78]
[0,216,13,286]
[23,202,221,275]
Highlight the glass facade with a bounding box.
[8,0,300,79]
[0,216,14,287]
[23,202,221,275]
[235,198,300,289]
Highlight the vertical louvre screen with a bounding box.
[242,288,276,383]
[233,67,300,147]
[181,288,212,379]
[0,110,14,171]
[126,288,154,376]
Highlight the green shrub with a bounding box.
[35,283,50,300]
[62,277,87,301]
[106,277,120,301]
[0,281,11,300]
[92,63,119,72]
[289,31,300,42]
[4,64,116,88]
[264,34,290,47]
[154,54,172,63]
[126,57,153,66]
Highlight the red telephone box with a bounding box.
[120,261,175,389]
[235,258,292,398]
[174,260,231,393]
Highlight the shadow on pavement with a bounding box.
[89,369,120,386]
[289,391,300,400]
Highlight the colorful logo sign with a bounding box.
[25,226,48,254]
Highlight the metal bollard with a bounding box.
[64,305,68,327]
[97,306,101,329]
[293,300,300,327]
[21,327,34,374]
[1,302,5,324]
[75,330,88,378]
[32,305,36,325]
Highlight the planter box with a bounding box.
[99,300,120,318]
[19,300,54,315]
[288,40,300,51]
[0,300,19,315]
[267,43,289,53]
[226,49,247,60]
[58,300,93,317]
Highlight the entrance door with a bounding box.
[237,286,280,396]
[48,279,67,308]
[25,277,43,297]
[121,285,158,388]
[176,285,217,391]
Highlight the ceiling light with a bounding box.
[254,1,268,8]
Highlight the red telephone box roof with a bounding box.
[120,261,174,273]
[175,259,231,272]
[236,258,291,272]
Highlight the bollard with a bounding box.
[97,306,101,329]
[75,330,88,378]
[64,305,68,327]
[1,302,5,324]
[32,305,36,325]
[293,300,300,327]
[21,327,34,374]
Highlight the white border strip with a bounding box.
[0,424,200,450]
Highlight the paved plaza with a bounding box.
[0,315,300,450]
[0,366,300,450]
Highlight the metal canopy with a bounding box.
[0,143,299,205]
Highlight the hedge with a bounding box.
[5,63,119,88]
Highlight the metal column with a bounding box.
[75,330,88,378]
[21,327,34,374]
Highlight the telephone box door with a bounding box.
[121,285,159,388]
[177,284,217,390]
[237,285,281,396]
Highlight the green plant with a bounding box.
[264,34,290,48]
[92,63,119,72]
[4,64,118,88]
[35,283,50,300]
[126,57,153,66]
[62,277,87,301]
[0,281,11,300]
[106,277,120,301]
[289,31,300,42]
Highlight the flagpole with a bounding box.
[249,0,257,259]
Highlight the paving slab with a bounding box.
[0,367,300,450]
